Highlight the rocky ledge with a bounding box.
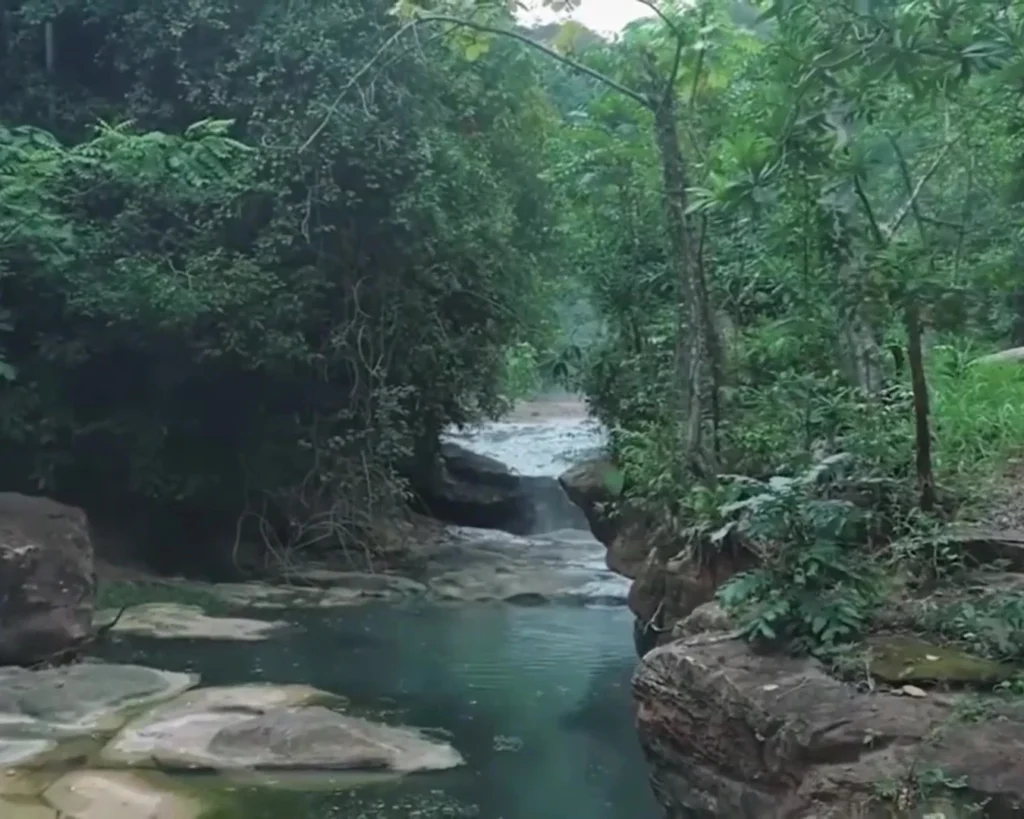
[560,457,1024,818]
[560,458,751,653]
[634,633,1024,818]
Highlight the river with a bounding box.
[97,400,658,819]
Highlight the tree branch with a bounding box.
[852,174,885,246]
[634,0,682,40]
[302,12,651,152]
[883,134,961,241]
[414,14,650,106]
[300,19,421,152]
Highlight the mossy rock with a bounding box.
[866,635,1014,685]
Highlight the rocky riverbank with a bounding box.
[0,663,462,818]
[559,458,1024,818]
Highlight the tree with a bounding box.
[365,0,725,478]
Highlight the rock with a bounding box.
[421,526,628,604]
[43,770,200,819]
[0,770,50,797]
[412,442,533,534]
[605,519,657,579]
[560,459,753,648]
[867,635,1014,685]
[274,568,425,593]
[101,683,463,774]
[0,662,196,735]
[208,707,462,772]
[672,601,734,639]
[94,603,289,641]
[971,347,1024,365]
[633,637,1024,818]
[558,457,621,544]
[0,494,95,667]
[945,526,1024,572]
[0,799,56,819]
[627,545,753,646]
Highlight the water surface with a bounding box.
[99,601,658,819]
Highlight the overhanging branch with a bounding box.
[302,12,651,152]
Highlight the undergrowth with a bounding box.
[610,342,1024,658]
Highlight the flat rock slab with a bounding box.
[95,603,289,641]
[102,683,463,774]
[0,663,196,737]
[44,770,201,819]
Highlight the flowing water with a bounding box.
[101,399,658,819]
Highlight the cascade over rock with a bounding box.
[414,440,589,536]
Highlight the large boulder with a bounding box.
[0,494,96,666]
[412,443,534,534]
[633,636,1024,818]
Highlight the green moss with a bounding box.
[867,635,1015,685]
[96,580,227,615]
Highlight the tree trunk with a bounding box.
[905,299,936,511]
[650,98,717,479]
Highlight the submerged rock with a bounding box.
[0,494,95,667]
[95,603,289,641]
[633,636,1024,818]
[0,662,196,735]
[44,770,200,819]
[102,683,463,774]
[867,635,1014,685]
[0,739,56,766]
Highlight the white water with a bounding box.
[445,402,627,604]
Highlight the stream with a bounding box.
[97,402,658,819]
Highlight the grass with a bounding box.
[929,343,1024,483]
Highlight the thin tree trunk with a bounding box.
[905,300,936,511]
[651,99,717,478]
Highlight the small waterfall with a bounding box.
[442,401,628,604]
[444,409,605,536]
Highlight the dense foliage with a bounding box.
[6,0,1024,621]
[1,0,568,568]
[523,0,1024,654]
